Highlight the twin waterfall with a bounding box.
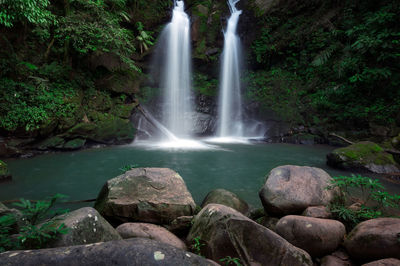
[137,0,249,148]
[217,0,243,138]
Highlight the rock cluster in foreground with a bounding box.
[1,166,399,266]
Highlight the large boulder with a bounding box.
[48,207,121,247]
[0,238,215,266]
[362,258,400,266]
[164,215,193,237]
[116,222,186,250]
[0,160,12,182]
[344,218,400,262]
[188,204,312,266]
[302,206,332,219]
[327,141,400,174]
[259,165,336,215]
[94,168,196,224]
[276,215,346,257]
[201,189,249,215]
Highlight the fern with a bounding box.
[311,44,339,66]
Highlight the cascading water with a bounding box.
[216,0,243,138]
[161,0,193,138]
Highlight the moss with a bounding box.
[111,103,136,119]
[0,160,9,177]
[63,138,86,150]
[37,136,66,150]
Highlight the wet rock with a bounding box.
[201,189,249,215]
[48,207,121,248]
[0,238,214,266]
[164,216,193,237]
[36,136,66,150]
[188,204,312,266]
[259,165,336,215]
[63,138,86,150]
[257,216,280,232]
[344,218,400,261]
[276,215,346,257]
[327,141,400,174]
[0,160,12,182]
[362,258,400,266]
[116,222,186,250]
[94,168,196,225]
[302,206,332,219]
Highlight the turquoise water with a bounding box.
[1,143,398,209]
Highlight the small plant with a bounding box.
[0,194,69,252]
[119,164,139,173]
[219,256,242,266]
[191,236,205,256]
[327,175,400,229]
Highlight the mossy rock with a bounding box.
[0,160,11,182]
[392,134,400,150]
[87,91,113,112]
[36,136,66,150]
[63,138,86,150]
[327,141,400,174]
[64,116,135,144]
[111,103,136,119]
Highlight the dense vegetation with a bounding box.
[247,0,400,133]
[0,0,399,149]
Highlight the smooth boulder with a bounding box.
[327,141,400,174]
[0,238,215,266]
[188,204,312,266]
[49,207,121,247]
[344,218,400,261]
[94,168,196,224]
[259,165,336,215]
[362,258,400,266]
[276,215,346,257]
[116,222,186,250]
[302,206,332,219]
[201,189,249,215]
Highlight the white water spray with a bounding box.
[161,0,193,138]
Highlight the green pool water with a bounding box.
[1,143,398,209]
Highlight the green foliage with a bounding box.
[193,73,218,97]
[191,236,205,256]
[220,256,242,266]
[0,0,56,27]
[327,175,400,229]
[0,194,69,252]
[135,22,154,54]
[243,69,305,124]
[250,0,400,129]
[119,164,139,173]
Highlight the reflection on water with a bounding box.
[1,143,399,209]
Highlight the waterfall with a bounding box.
[217,0,243,138]
[161,0,193,138]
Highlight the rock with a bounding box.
[188,204,312,266]
[302,206,332,219]
[201,189,249,215]
[94,168,196,225]
[257,216,280,232]
[276,215,346,257]
[116,222,187,250]
[259,165,336,215]
[48,207,121,248]
[36,136,65,150]
[65,116,135,144]
[0,160,12,182]
[327,141,400,174]
[369,123,390,137]
[0,202,8,214]
[344,218,400,261]
[0,238,214,266]
[248,208,265,221]
[392,134,400,150]
[63,138,86,150]
[164,216,193,237]
[362,258,400,266]
[321,255,353,266]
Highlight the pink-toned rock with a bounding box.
[259,165,337,215]
[276,215,346,257]
[362,258,400,266]
[188,204,312,266]
[344,218,400,261]
[116,222,186,250]
[302,206,332,219]
[94,168,196,224]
